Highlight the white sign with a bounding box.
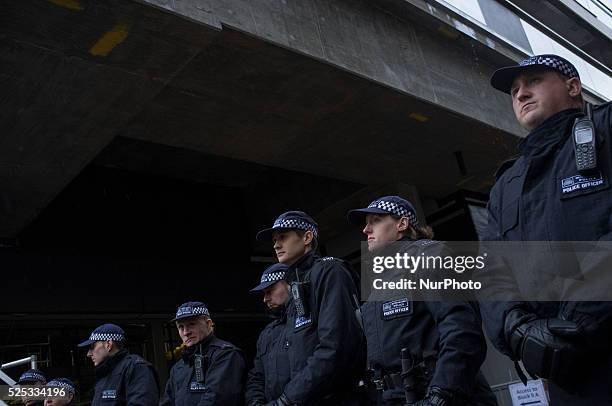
[509,379,549,406]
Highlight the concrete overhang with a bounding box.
[507,0,612,70]
[1,0,525,238]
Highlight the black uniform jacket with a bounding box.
[161,335,246,406]
[92,350,159,406]
[280,251,366,405]
[363,238,496,404]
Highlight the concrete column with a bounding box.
[150,320,169,388]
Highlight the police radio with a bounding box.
[194,353,205,383]
[291,281,310,317]
[291,269,310,317]
[573,103,597,172]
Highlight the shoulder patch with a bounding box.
[494,157,519,180]
[412,239,450,256]
[126,353,147,366]
[209,338,236,351]
[414,239,440,247]
[317,256,345,267]
[101,390,117,399]
[212,342,233,350]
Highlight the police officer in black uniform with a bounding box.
[161,301,246,406]
[246,263,291,405]
[256,211,366,405]
[18,369,47,406]
[44,378,76,406]
[348,196,497,406]
[78,323,159,405]
[481,54,612,404]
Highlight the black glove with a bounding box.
[505,308,587,388]
[410,386,454,406]
[264,393,293,406]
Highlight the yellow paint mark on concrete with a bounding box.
[437,25,460,39]
[409,112,429,122]
[89,23,129,57]
[48,0,83,11]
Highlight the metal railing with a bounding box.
[0,355,38,406]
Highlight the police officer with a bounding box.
[348,196,497,406]
[78,323,159,405]
[246,263,291,405]
[44,378,76,406]
[255,211,366,405]
[18,369,47,406]
[482,54,612,403]
[161,301,246,406]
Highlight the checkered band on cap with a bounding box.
[47,379,75,394]
[272,218,319,237]
[176,305,210,318]
[520,55,579,79]
[19,370,46,383]
[368,200,418,227]
[90,332,124,342]
[260,271,285,284]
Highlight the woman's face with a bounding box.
[362,214,404,252]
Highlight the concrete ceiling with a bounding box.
[122,26,519,190]
[0,0,521,239]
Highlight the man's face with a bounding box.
[21,381,44,405]
[511,70,579,131]
[87,341,112,366]
[176,316,212,347]
[263,281,289,309]
[363,214,404,252]
[272,230,309,265]
[44,394,73,406]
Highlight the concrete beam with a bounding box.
[508,0,612,70]
[140,0,523,136]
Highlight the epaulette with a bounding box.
[211,343,235,352]
[413,239,440,247]
[319,256,338,262]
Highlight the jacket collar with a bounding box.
[95,349,128,380]
[285,251,317,283]
[266,303,287,320]
[181,334,214,363]
[518,108,582,156]
[373,236,414,256]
